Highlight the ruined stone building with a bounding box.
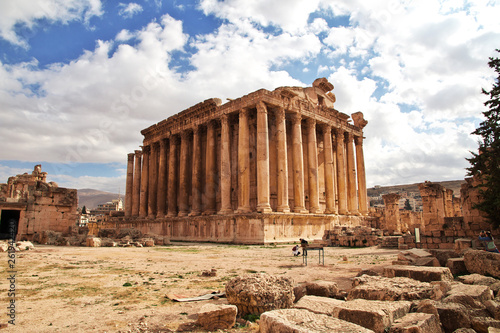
[0,165,79,240]
[120,78,370,244]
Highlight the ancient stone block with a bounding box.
[464,250,500,279]
[485,300,500,320]
[389,312,443,333]
[294,295,345,315]
[446,258,468,276]
[349,275,437,301]
[332,299,411,333]
[196,304,237,331]
[259,309,374,333]
[435,302,471,333]
[443,283,493,309]
[457,274,499,287]
[455,239,473,254]
[428,249,461,266]
[225,273,294,315]
[86,237,101,247]
[383,265,454,282]
[304,281,340,298]
[471,317,500,333]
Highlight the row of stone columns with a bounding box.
[125,105,368,218]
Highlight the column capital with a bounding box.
[291,112,302,124]
[170,134,180,145]
[221,113,229,123]
[319,123,331,133]
[354,135,364,146]
[159,138,167,149]
[207,119,217,129]
[275,107,286,122]
[239,108,250,118]
[141,145,151,154]
[127,153,135,160]
[345,132,354,142]
[256,101,268,114]
[134,149,142,156]
[305,117,316,128]
[180,130,191,140]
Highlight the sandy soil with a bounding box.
[0,243,399,332]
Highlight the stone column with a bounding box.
[125,153,134,217]
[204,120,217,215]
[256,102,272,213]
[156,139,167,218]
[383,193,401,233]
[306,118,320,213]
[291,113,307,213]
[345,132,359,215]
[354,136,368,215]
[148,142,159,218]
[322,125,335,214]
[276,107,290,213]
[237,108,251,213]
[132,150,142,216]
[219,114,233,214]
[139,145,150,218]
[167,136,178,217]
[189,126,201,216]
[335,129,348,215]
[178,131,190,216]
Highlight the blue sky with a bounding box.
[0,0,499,193]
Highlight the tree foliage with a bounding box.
[403,199,412,211]
[466,49,500,229]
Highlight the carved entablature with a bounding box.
[351,111,368,130]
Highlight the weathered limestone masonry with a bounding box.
[0,165,78,241]
[118,78,370,244]
[374,179,499,250]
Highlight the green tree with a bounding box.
[403,199,412,211]
[82,205,88,215]
[466,49,500,229]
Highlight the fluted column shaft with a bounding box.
[189,127,201,216]
[306,118,320,213]
[139,146,150,218]
[346,133,359,215]
[256,102,272,213]
[291,113,307,213]
[219,115,233,214]
[322,125,336,214]
[335,129,348,214]
[237,109,251,213]
[156,140,167,218]
[178,131,190,216]
[148,143,158,218]
[276,107,290,213]
[205,120,217,214]
[132,150,142,216]
[125,153,134,217]
[355,136,368,214]
[167,136,178,217]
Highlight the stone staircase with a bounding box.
[380,236,401,249]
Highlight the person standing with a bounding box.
[479,231,499,253]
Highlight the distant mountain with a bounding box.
[367,180,466,198]
[77,188,121,209]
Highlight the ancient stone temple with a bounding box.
[121,78,369,244]
[0,165,78,240]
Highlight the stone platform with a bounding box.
[106,213,369,244]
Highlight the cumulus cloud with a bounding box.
[0,0,103,47]
[118,2,143,19]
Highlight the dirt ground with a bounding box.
[0,243,399,332]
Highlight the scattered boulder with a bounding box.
[397,249,440,267]
[141,238,155,247]
[0,242,9,252]
[332,299,411,333]
[259,309,374,333]
[435,302,471,333]
[86,237,101,247]
[201,269,217,277]
[457,274,499,287]
[16,240,34,250]
[225,273,294,316]
[454,239,473,254]
[349,276,439,301]
[471,317,500,333]
[485,300,500,320]
[304,281,340,299]
[97,228,117,239]
[101,238,117,247]
[447,258,468,276]
[427,249,461,267]
[389,312,443,333]
[384,265,454,282]
[463,250,500,279]
[196,304,237,331]
[294,295,345,315]
[116,228,143,240]
[443,283,493,307]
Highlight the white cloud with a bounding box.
[0,0,103,47]
[118,2,143,19]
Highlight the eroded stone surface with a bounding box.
[383,265,454,282]
[196,304,237,331]
[294,295,345,315]
[389,312,443,333]
[464,250,500,279]
[349,275,437,301]
[259,308,374,333]
[225,273,294,315]
[444,282,493,307]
